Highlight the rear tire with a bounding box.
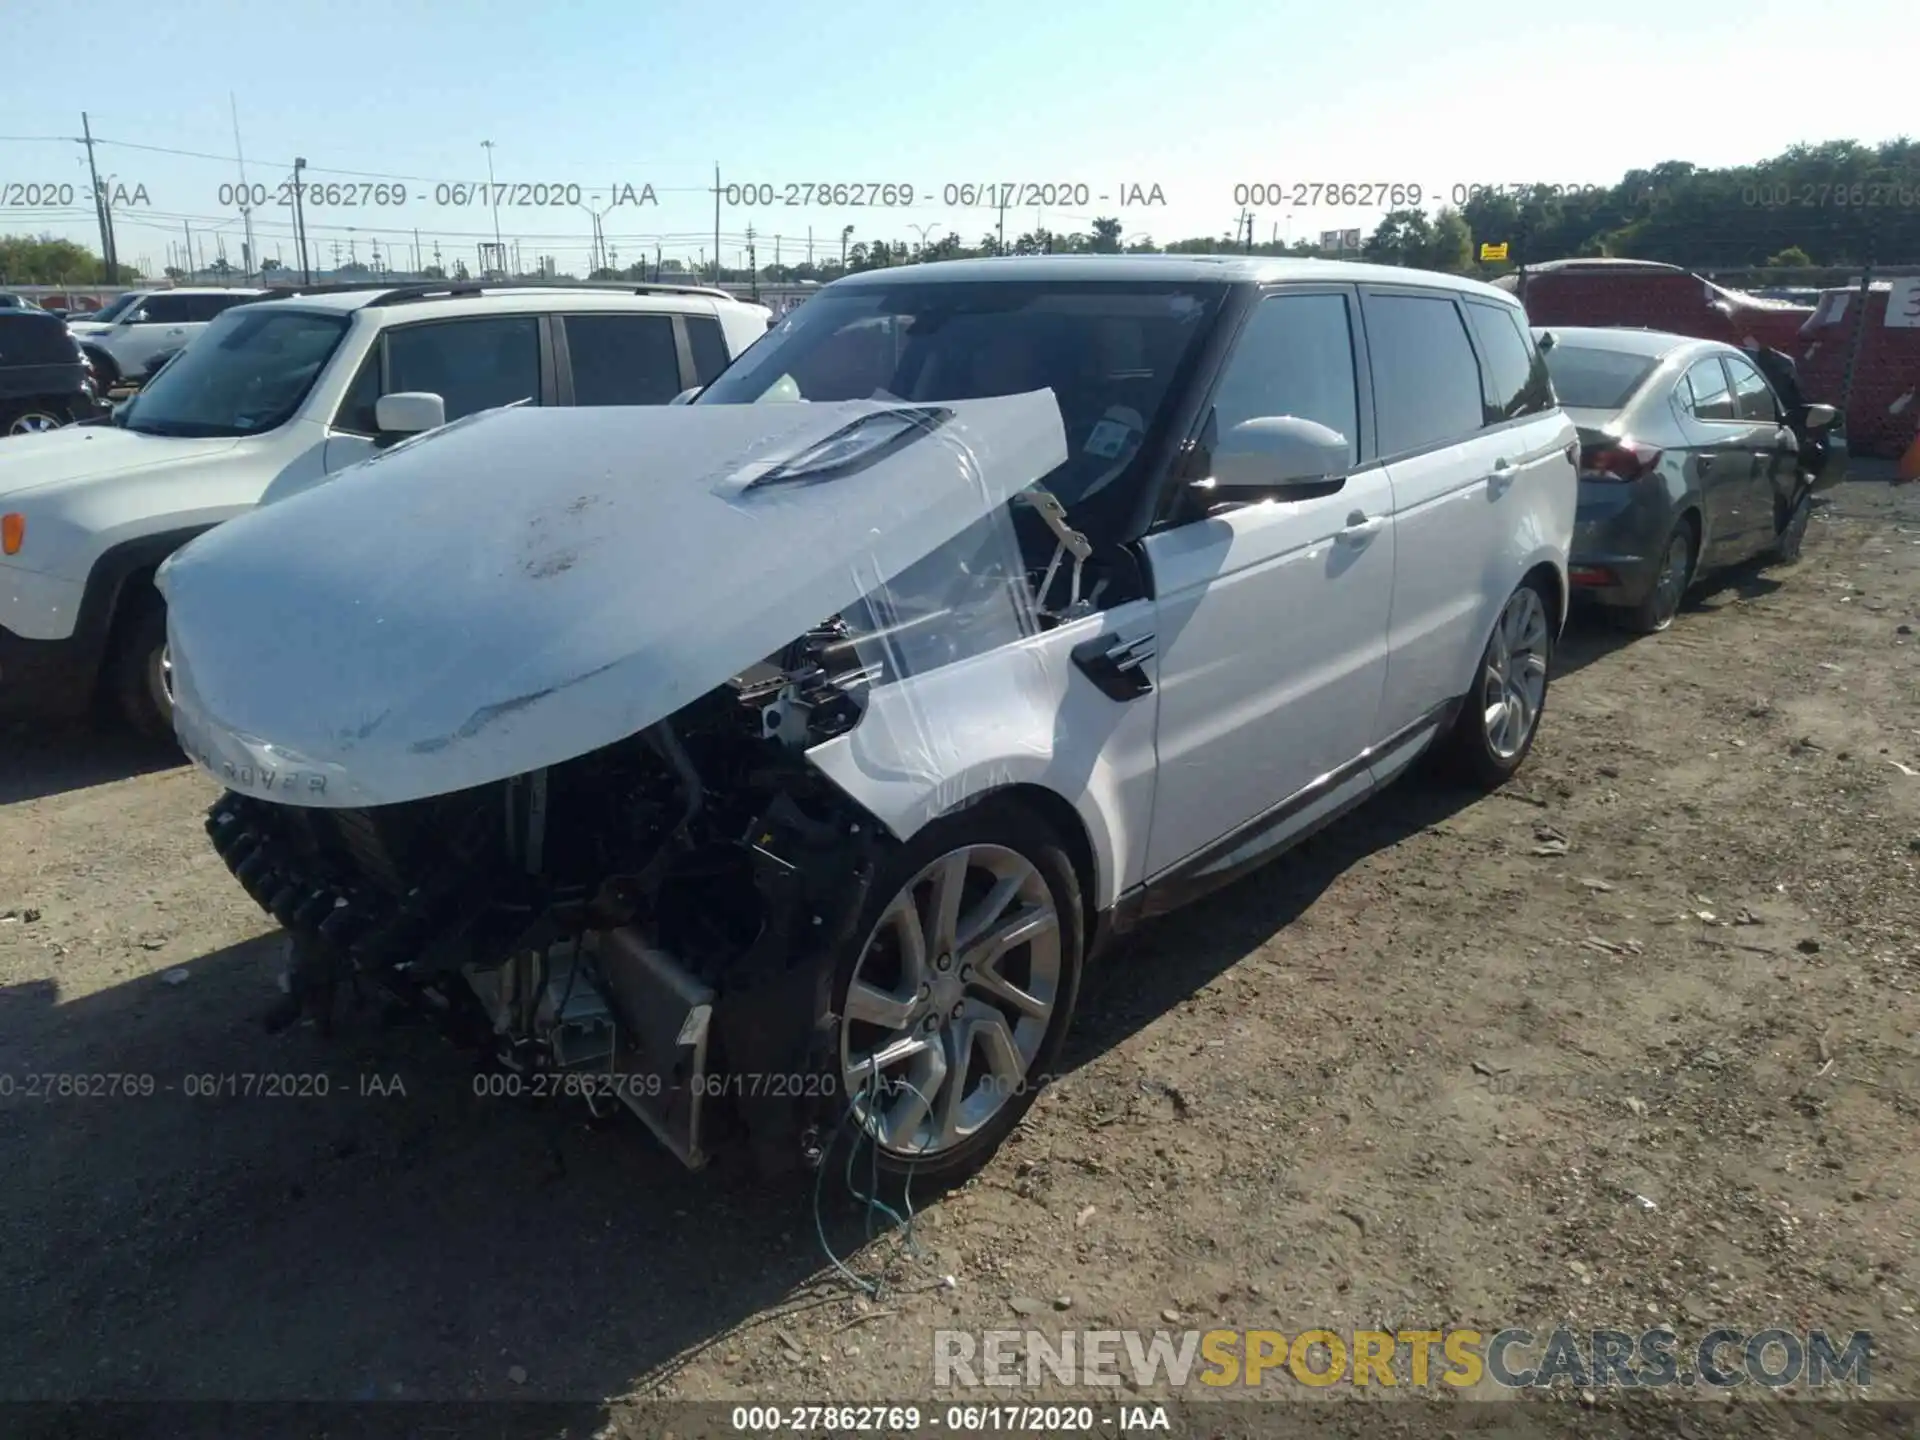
[106,591,174,742]
[1609,516,1696,635]
[81,346,121,389]
[1,399,73,436]
[1447,579,1554,790]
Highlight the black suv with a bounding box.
[0,309,104,436]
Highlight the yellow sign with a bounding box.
[1480,242,1510,262]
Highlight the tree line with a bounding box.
[5,139,1913,287]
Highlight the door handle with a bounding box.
[1338,511,1386,544]
[1486,460,1516,495]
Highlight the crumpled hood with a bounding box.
[160,394,1067,808]
[0,425,239,503]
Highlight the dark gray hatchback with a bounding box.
[1537,326,1840,633]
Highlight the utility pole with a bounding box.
[807,227,813,268]
[292,157,311,283]
[230,94,256,280]
[481,141,503,274]
[80,112,118,283]
[997,195,1007,254]
[712,164,722,286]
[182,220,193,280]
[840,225,852,270]
[746,225,757,298]
[654,243,662,282]
[412,228,421,275]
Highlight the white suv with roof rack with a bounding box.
[0,280,772,737]
[65,287,272,388]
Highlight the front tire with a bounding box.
[1447,579,1554,790]
[832,799,1084,1189]
[1769,484,1812,565]
[106,592,174,741]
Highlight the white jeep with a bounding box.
[0,281,772,735]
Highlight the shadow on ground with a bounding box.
[0,720,184,806]
[0,762,1499,1425]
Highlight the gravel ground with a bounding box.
[1,471,1915,1437]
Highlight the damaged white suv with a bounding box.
[161,256,1576,1185]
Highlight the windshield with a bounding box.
[85,292,143,323]
[696,280,1226,511]
[1542,344,1661,411]
[119,307,347,438]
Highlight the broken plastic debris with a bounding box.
[162,968,191,986]
[1633,1194,1659,1211]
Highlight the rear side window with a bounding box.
[0,314,80,364]
[687,315,732,384]
[1724,355,1778,422]
[1207,290,1360,468]
[1464,301,1552,424]
[1364,292,1486,455]
[1683,359,1735,420]
[562,314,683,406]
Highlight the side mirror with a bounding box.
[1536,330,1557,352]
[1198,416,1352,498]
[670,386,703,405]
[374,391,446,441]
[1803,402,1838,430]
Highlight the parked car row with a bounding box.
[0,255,1835,1188]
[0,280,774,734]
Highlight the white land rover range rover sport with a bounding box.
[161,256,1576,1184]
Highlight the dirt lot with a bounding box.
[2,471,1916,1433]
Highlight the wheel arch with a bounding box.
[937,781,1099,962]
[72,525,216,687]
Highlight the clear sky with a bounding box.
[1,0,1911,278]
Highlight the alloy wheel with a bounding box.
[149,643,174,717]
[6,410,65,436]
[840,843,1061,1158]
[1480,587,1550,762]
[1648,529,1692,628]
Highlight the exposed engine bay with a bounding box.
[204,483,1130,1172]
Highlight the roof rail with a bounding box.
[350,278,747,309]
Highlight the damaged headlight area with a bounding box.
[175,393,1094,1177]
[207,623,886,1174]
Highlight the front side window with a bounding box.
[1465,300,1553,424]
[1724,355,1778,422]
[136,294,194,324]
[1208,291,1360,468]
[1683,358,1735,421]
[562,314,682,406]
[695,279,1227,517]
[116,307,348,438]
[384,316,540,422]
[183,293,259,322]
[1364,292,1486,455]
